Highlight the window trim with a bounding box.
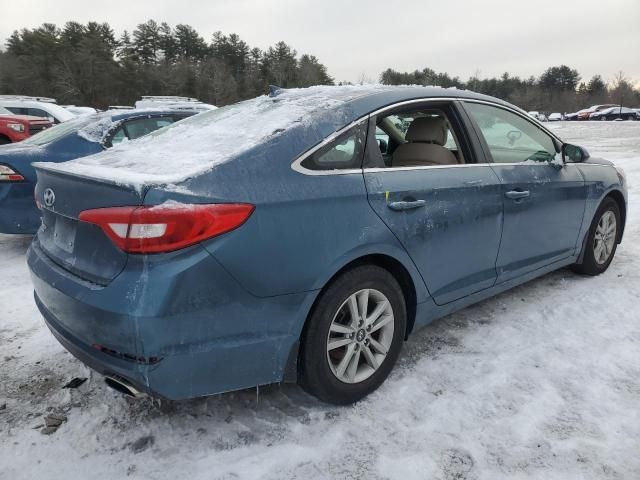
[290,97,566,176]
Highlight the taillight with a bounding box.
[0,165,24,182]
[79,203,255,254]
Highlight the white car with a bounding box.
[0,96,75,123]
[527,111,547,122]
[63,105,98,116]
[548,112,563,121]
[134,96,217,113]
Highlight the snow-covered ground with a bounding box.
[1,122,639,480]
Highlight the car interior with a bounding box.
[375,108,467,168]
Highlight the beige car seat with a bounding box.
[392,117,458,167]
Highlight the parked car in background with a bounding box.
[0,105,52,144]
[548,112,563,121]
[590,106,638,121]
[527,111,547,122]
[63,105,98,116]
[0,109,196,234]
[135,96,217,112]
[0,96,76,124]
[577,104,617,120]
[26,85,627,405]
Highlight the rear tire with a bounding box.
[571,198,621,275]
[299,265,406,405]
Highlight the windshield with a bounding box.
[20,114,106,146]
[0,106,12,115]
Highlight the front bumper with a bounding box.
[28,238,312,400]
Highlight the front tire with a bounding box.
[572,198,621,275]
[299,265,406,405]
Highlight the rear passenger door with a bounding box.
[463,101,586,283]
[364,100,504,305]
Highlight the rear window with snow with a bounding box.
[34,86,388,189]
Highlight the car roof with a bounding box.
[322,85,511,116]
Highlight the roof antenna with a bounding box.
[268,85,284,97]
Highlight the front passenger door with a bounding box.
[463,102,586,283]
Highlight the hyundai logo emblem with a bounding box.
[43,188,56,208]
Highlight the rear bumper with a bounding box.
[28,239,315,400]
[0,182,40,234]
[36,292,155,396]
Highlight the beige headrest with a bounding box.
[405,117,448,146]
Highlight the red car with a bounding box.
[0,106,52,144]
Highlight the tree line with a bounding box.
[0,20,334,108]
[1,20,638,113]
[379,65,640,113]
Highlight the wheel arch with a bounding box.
[605,189,626,242]
[308,253,419,337]
[284,253,421,383]
[324,254,419,338]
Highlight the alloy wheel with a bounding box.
[593,210,617,265]
[326,289,394,384]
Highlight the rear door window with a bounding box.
[109,127,128,145]
[27,108,49,118]
[123,117,175,140]
[299,123,366,171]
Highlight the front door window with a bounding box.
[465,102,558,164]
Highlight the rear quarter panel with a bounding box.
[144,126,430,302]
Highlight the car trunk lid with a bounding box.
[34,166,144,285]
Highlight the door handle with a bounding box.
[387,199,427,211]
[504,190,530,200]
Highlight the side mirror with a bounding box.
[377,138,388,154]
[507,130,522,145]
[562,143,590,163]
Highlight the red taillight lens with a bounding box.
[79,203,255,254]
[0,165,24,182]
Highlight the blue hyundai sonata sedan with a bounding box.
[0,109,196,234]
[27,86,627,404]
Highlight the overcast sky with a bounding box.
[2,0,639,84]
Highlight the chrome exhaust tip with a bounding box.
[104,376,146,399]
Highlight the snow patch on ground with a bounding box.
[1,122,639,479]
